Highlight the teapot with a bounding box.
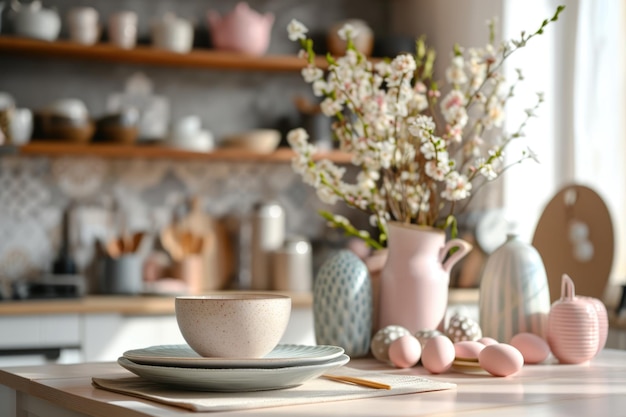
[11,0,60,41]
[207,2,274,56]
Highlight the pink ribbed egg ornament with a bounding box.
[547,274,599,364]
[578,295,608,355]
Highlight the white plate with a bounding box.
[118,354,350,392]
[122,344,345,369]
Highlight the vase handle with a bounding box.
[440,238,473,273]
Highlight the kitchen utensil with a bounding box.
[101,254,143,295]
[532,184,614,303]
[122,344,345,368]
[175,294,291,358]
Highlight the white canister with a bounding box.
[9,108,33,145]
[67,7,100,45]
[273,236,312,292]
[108,11,138,49]
[250,200,285,290]
[151,13,194,54]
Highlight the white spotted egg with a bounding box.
[445,312,482,342]
[371,325,411,363]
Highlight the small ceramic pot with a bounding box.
[108,11,137,49]
[67,6,100,45]
[547,274,599,364]
[152,13,194,54]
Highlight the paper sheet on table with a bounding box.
[92,366,455,412]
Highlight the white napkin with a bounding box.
[92,366,455,412]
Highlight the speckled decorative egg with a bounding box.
[445,313,482,342]
[371,325,411,363]
[414,329,444,351]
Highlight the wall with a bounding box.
[0,0,387,292]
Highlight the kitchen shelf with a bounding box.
[0,35,329,72]
[11,141,354,163]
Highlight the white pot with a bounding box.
[13,0,61,41]
[152,13,194,54]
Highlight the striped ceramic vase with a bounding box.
[479,234,551,343]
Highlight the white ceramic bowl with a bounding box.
[221,129,281,153]
[175,293,291,358]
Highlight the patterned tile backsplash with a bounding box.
[0,154,368,294]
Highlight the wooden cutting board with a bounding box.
[532,184,614,303]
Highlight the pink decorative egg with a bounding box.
[478,343,524,377]
[454,340,485,361]
[421,335,455,374]
[510,332,550,364]
[478,337,499,346]
[388,335,422,369]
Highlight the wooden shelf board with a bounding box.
[14,141,354,163]
[0,35,329,72]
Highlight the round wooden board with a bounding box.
[532,184,614,303]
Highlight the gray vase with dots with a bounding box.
[313,250,372,357]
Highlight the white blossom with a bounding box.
[287,19,308,41]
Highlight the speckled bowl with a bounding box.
[175,293,291,358]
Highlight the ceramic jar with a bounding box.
[378,222,472,333]
[207,2,274,56]
[66,6,100,45]
[479,234,551,342]
[152,13,194,54]
[250,200,285,290]
[12,0,60,41]
[314,250,372,357]
[108,11,137,49]
[548,274,600,364]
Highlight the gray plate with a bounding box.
[118,354,350,392]
[122,344,345,369]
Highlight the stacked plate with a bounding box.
[118,344,349,392]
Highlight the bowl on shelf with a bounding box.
[220,128,281,153]
[34,111,95,143]
[95,110,140,144]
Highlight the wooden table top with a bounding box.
[1,349,625,417]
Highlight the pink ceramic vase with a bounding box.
[547,274,600,364]
[207,2,274,56]
[378,222,472,333]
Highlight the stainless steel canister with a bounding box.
[250,200,285,290]
[273,236,313,292]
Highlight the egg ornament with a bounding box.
[414,329,443,351]
[371,325,411,364]
[388,334,422,368]
[510,332,550,364]
[445,312,482,342]
[478,343,524,377]
[421,335,455,374]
